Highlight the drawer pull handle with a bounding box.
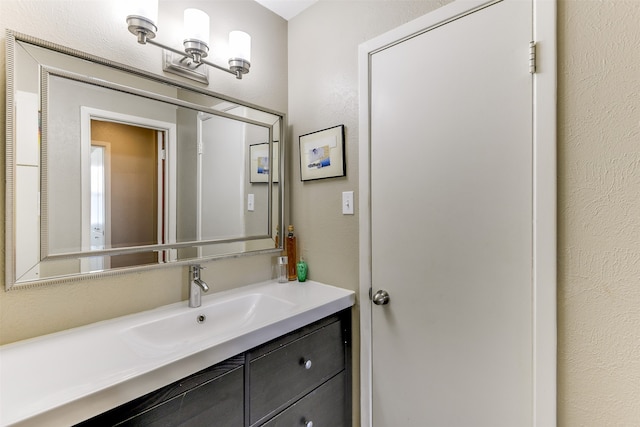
[302,359,312,370]
[301,419,313,427]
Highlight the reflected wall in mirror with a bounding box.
[6,31,285,289]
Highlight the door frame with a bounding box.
[357,1,557,425]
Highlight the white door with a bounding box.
[360,0,555,425]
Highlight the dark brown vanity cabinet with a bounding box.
[77,309,351,427]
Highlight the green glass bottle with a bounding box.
[296,258,308,282]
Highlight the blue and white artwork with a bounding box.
[307,145,331,169]
[257,156,269,174]
[299,125,345,181]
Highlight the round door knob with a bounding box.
[372,289,390,305]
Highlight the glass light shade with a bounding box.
[184,8,210,45]
[130,0,158,25]
[229,31,251,62]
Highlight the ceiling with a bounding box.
[254,0,318,21]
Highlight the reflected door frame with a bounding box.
[79,107,177,266]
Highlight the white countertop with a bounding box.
[0,280,355,427]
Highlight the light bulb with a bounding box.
[184,8,210,45]
[229,31,251,62]
[130,0,158,25]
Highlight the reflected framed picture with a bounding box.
[299,124,345,181]
[250,142,279,183]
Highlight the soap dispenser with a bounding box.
[297,258,308,282]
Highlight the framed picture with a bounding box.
[299,125,345,181]
[249,142,279,183]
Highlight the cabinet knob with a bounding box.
[303,359,312,370]
[302,420,313,427]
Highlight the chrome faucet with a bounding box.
[189,264,209,308]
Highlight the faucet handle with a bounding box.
[190,264,206,278]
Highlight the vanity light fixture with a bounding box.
[126,2,251,84]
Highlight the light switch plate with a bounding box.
[342,191,354,215]
[248,194,255,211]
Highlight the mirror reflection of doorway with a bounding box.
[90,144,107,251]
[89,143,109,271]
[90,120,163,268]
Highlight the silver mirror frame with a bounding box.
[5,30,286,290]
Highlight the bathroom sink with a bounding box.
[0,280,355,427]
[124,293,296,355]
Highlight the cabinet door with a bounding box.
[261,373,346,427]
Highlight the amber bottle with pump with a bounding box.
[286,225,297,280]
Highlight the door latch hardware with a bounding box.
[372,290,390,306]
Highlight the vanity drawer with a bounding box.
[249,320,345,425]
[261,372,347,427]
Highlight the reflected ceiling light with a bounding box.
[126,2,251,83]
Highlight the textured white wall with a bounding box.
[0,0,287,344]
[557,0,640,424]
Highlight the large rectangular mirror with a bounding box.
[5,31,285,289]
